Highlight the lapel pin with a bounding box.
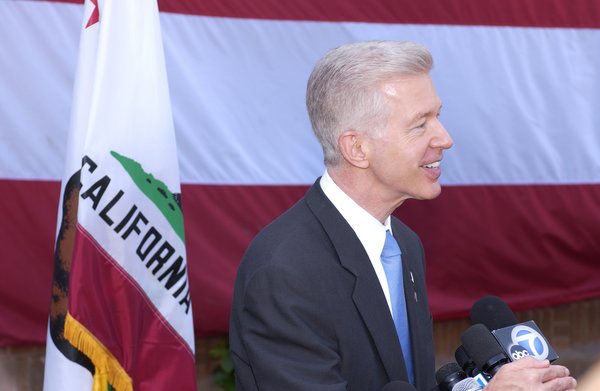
[410,272,418,302]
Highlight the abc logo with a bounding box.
[509,345,530,360]
[511,325,549,360]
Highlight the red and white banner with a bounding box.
[1,0,600,346]
[38,0,196,389]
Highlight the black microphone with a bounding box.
[381,380,418,391]
[454,345,477,377]
[452,296,512,380]
[435,362,466,391]
[470,295,517,330]
[470,296,558,362]
[461,323,510,377]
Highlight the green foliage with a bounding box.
[209,340,235,391]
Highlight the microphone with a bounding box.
[470,296,558,362]
[454,345,488,387]
[454,345,477,377]
[381,380,417,391]
[451,377,483,391]
[452,296,512,379]
[461,323,510,377]
[435,362,466,391]
[470,295,517,330]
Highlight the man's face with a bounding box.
[363,73,453,205]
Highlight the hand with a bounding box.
[485,356,576,391]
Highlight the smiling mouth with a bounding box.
[422,161,440,169]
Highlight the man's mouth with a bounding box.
[422,161,440,169]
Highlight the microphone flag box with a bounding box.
[492,320,559,363]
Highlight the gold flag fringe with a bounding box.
[64,312,133,391]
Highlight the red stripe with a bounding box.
[69,225,196,389]
[1,179,600,344]
[182,183,308,335]
[0,179,57,346]
[395,184,600,319]
[47,0,600,28]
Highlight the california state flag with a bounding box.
[43,0,196,390]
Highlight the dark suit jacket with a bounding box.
[230,180,436,391]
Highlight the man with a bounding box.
[229,41,576,391]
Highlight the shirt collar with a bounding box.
[320,170,392,261]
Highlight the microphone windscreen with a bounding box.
[454,345,475,374]
[460,323,506,371]
[435,362,463,385]
[452,377,483,391]
[470,295,518,331]
[435,362,466,391]
[381,380,418,391]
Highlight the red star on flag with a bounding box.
[85,0,99,28]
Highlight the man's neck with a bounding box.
[327,167,402,224]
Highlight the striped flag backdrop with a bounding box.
[1,0,599,347]
[38,0,196,389]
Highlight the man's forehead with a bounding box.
[380,75,441,110]
[380,74,433,95]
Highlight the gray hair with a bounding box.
[306,40,433,166]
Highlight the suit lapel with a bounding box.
[305,182,406,381]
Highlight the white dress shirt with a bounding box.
[319,170,394,314]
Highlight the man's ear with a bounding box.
[338,129,369,169]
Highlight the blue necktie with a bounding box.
[381,230,414,385]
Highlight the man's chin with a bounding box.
[416,184,443,201]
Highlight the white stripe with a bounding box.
[2,1,600,185]
[0,1,81,181]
